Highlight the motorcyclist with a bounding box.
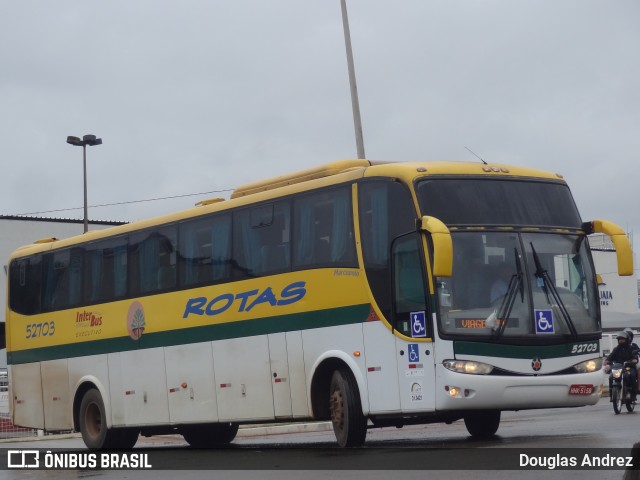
[623,328,639,351]
[623,327,640,395]
[606,331,639,402]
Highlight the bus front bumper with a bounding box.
[435,368,605,411]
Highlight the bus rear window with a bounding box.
[416,178,582,228]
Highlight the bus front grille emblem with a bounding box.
[531,358,542,371]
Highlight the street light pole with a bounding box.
[67,134,102,233]
[340,0,365,159]
[82,144,88,234]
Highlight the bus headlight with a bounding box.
[573,358,603,374]
[443,360,494,375]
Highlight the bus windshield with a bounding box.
[416,178,582,228]
[435,231,599,340]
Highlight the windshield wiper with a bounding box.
[530,242,578,340]
[492,248,523,339]
[514,245,524,302]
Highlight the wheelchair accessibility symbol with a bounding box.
[534,309,554,334]
[408,343,420,362]
[411,311,427,338]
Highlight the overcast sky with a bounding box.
[1,1,638,265]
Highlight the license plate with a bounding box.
[569,384,594,395]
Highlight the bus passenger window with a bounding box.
[234,202,291,278]
[359,180,416,320]
[86,236,128,304]
[179,214,231,287]
[292,186,356,269]
[130,226,177,295]
[9,257,42,315]
[42,250,69,312]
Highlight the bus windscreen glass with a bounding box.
[416,178,582,228]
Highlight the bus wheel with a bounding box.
[329,369,367,447]
[214,422,239,444]
[182,423,239,448]
[464,410,501,439]
[115,428,140,449]
[79,388,121,449]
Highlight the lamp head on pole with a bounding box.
[66,136,84,146]
[66,135,103,147]
[83,134,102,146]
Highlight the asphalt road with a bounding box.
[1,397,638,480]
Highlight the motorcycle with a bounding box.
[608,361,637,414]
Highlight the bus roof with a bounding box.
[8,159,565,260]
[232,159,564,198]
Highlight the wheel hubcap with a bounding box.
[330,389,345,429]
[85,402,102,438]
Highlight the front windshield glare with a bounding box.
[523,233,598,335]
[437,232,598,339]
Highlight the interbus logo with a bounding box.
[7,450,39,468]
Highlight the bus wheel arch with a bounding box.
[73,381,102,433]
[74,383,138,450]
[309,356,368,447]
[78,387,111,449]
[310,358,345,419]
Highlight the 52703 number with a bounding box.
[570,342,597,354]
[26,321,55,339]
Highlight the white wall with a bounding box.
[591,234,640,330]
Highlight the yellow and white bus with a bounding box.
[6,159,633,449]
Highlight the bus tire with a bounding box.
[115,428,140,449]
[79,388,123,449]
[329,368,367,447]
[182,423,239,448]
[464,410,500,439]
[214,422,239,444]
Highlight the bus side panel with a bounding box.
[108,349,170,427]
[395,336,436,413]
[213,335,275,422]
[268,333,292,419]
[68,354,110,424]
[363,322,401,413]
[285,331,309,418]
[10,363,44,429]
[302,324,368,413]
[41,359,72,430]
[164,342,218,424]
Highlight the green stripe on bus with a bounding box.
[8,303,371,365]
[454,339,599,359]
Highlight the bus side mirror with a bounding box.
[418,216,453,277]
[583,220,633,276]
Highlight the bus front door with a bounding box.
[391,233,436,413]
